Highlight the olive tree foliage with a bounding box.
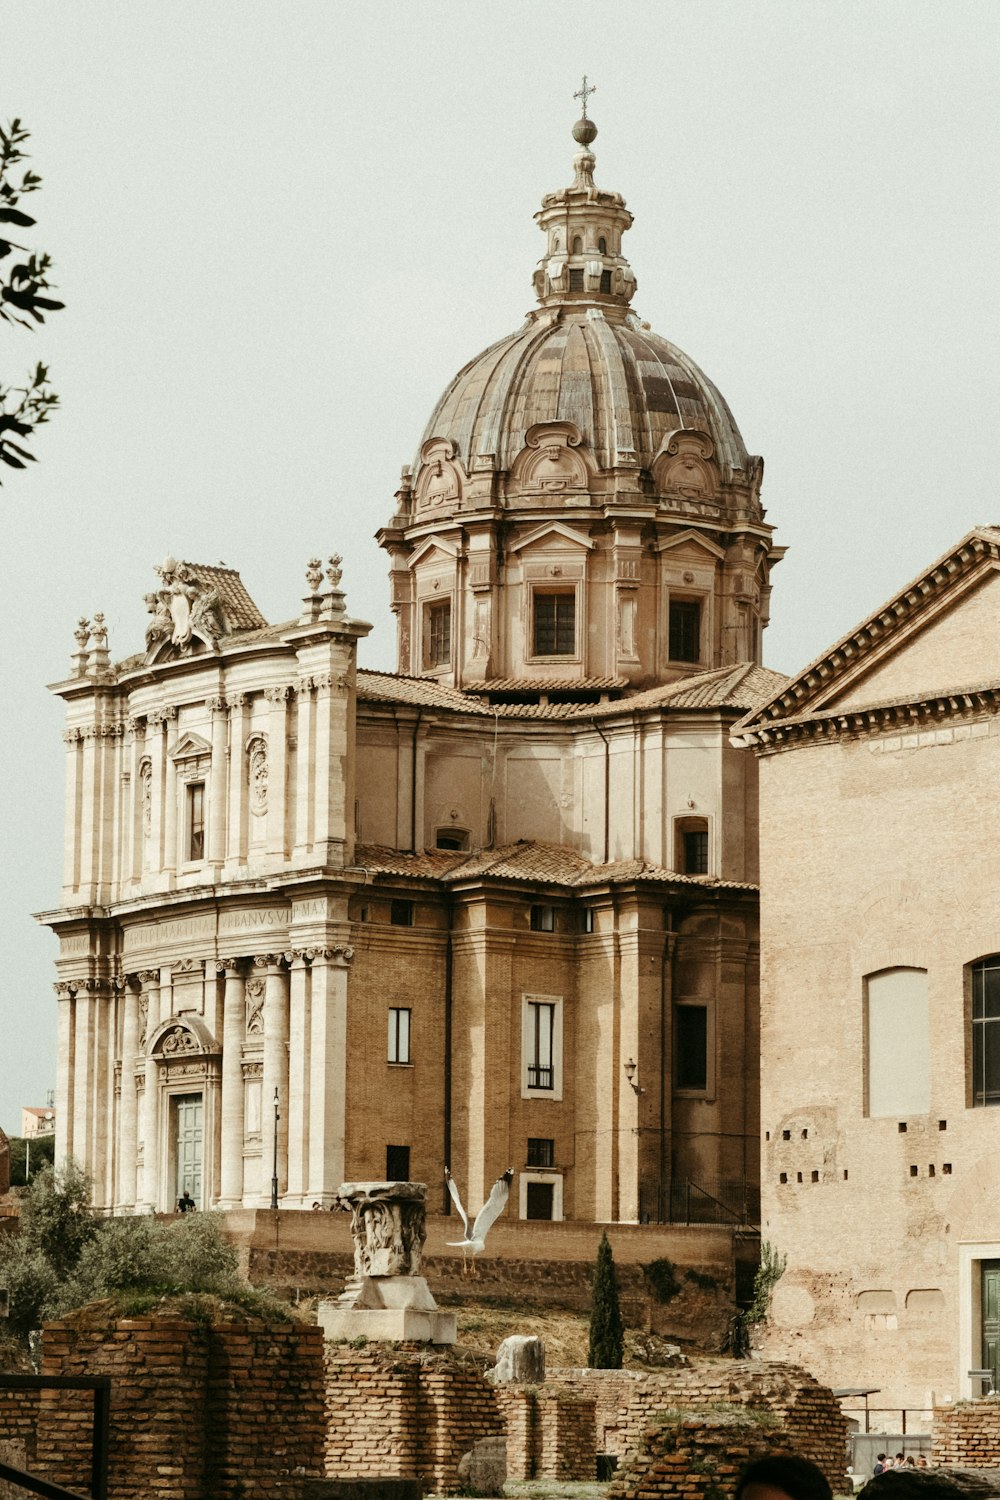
[0,119,64,479]
[588,1229,625,1369]
[0,1163,267,1351]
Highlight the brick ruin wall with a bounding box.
[323,1342,505,1496]
[546,1358,851,1493]
[933,1397,1000,1468]
[608,1413,800,1500]
[16,1309,326,1500]
[495,1387,596,1481]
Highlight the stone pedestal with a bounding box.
[317,1180,456,1346]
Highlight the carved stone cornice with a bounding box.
[264,685,294,705]
[299,672,348,693]
[241,1058,264,1079]
[207,695,227,714]
[227,693,250,713]
[172,956,204,975]
[146,706,178,726]
[216,957,248,976]
[126,715,147,738]
[740,684,1000,755]
[252,952,287,971]
[53,980,78,998]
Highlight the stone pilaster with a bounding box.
[118,978,141,1210]
[292,680,315,861]
[306,944,354,1205]
[138,969,161,1211]
[285,951,311,1206]
[207,696,228,871]
[53,981,77,1164]
[264,686,291,860]
[257,953,289,1205]
[225,694,250,872]
[217,959,247,1207]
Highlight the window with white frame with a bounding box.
[522,994,563,1099]
[388,1007,411,1065]
[532,590,576,657]
[186,782,205,862]
[424,598,451,668]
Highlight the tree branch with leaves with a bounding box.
[0,118,64,478]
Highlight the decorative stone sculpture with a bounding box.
[316,1181,456,1346]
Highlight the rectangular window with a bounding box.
[390,899,414,927]
[530,904,555,932]
[525,1181,554,1220]
[426,599,451,667]
[599,268,612,294]
[683,830,709,875]
[186,782,205,861]
[527,1137,555,1168]
[568,267,585,292]
[668,599,701,662]
[388,1007,411,1065]
[386,1144,410,1181]
[533,591,575,656]
[527,1001,555,1090]
[972,957,1000,1108]
[676,1005,708,1091]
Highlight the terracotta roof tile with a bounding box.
[181,562,268,633]
[353,840,757,893]
[469,676,629,694]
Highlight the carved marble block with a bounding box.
[317,1180,456,1346]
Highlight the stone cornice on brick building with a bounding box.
[734,525,1000,752]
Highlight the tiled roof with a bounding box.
[353,840,757,893]
[357,672,490,714]
[182,562,268,633]
[471,676,629,694]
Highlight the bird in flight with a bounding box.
[445,1166,513,1275]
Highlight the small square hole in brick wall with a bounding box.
[843,1169,849,1180]
[779,1172,788,1184]
[765,1131,770,1141]
[811,1170,819,1182]
[910,1164,919,1176]
[939,1120,947,1130]
[796,1172,803,1183]
[801,1129,808,1139]
[898,1122,908,1133]
[943,1163,952,1174]
[782,1129,791,1140]
[928,1164,936,1177]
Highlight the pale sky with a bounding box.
[2,1,997,1130]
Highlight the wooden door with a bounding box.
[174,1094,204,1206]
[983,1261,1000,1393]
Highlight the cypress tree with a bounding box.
[588,1230,624,1368]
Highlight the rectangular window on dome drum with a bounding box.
[427,599,451,666]
[534,591,575,656]
[600,269,612,293]
[669,599,701,662]
[569,268,585,292]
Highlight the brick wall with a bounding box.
[608,1412,798,1500]
[0,1386,39,1500]
[494,1385,596,1481]
[34,1306,325,1500]
[933,1398,1000,1467]
[547,1358,850,1492]
[323,1342,504,1496]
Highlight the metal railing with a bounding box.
[0,1374,110,1500]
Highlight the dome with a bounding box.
[420,314,750,482]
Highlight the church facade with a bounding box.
[41,111,783,1222]
[736,527,1000,1407]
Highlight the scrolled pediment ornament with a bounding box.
[145,556,231,659]
[159,1026,200,1056]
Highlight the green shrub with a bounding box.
[643,1257,681,1303]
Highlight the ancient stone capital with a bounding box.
[336,1181,428,1280]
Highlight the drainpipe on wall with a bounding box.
[443,888,454,1214]
[592,720,610,863]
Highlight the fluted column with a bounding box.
[208,696,228,871]
[139,969,161,1210]
[257,953,289,1206]
[285,951,311,1206]
[61,730,83,894]
[118,979,141,1210]
[217,958,247,1207]
[306,944,353,1204]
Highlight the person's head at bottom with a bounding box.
[736,1455,833,1500]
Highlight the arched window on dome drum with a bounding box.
[572,235,583,254]
[598,235,607,254]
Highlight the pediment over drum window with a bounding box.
[509,522,595,556]
[652,429,720,501]
[656,529,725,562]
[407,535,461,571]
[414,437,466,514]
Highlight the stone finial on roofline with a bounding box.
[89,611,110,676]
[71,617,90,677]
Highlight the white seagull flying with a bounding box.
[445,1166,513,1275]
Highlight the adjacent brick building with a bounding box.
[736,526,1000,1410]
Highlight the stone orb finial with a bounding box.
[572,116,598,147]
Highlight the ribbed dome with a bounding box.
[420,311,750,482]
